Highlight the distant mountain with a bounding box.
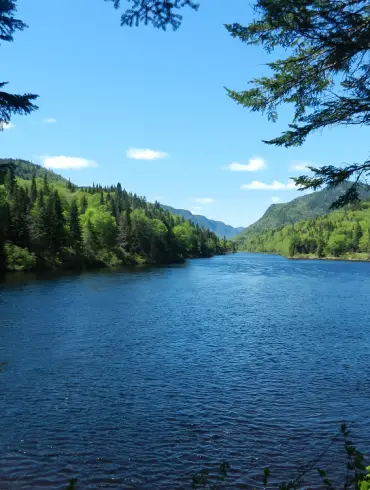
[161,205,244,239]
[236,182,370,242]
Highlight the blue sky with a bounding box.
[2,0,369,227]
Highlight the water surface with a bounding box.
[1,253,369,489]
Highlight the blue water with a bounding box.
[0,253,369,489]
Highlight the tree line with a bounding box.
[237,200,370,260]
[0,166,233,273]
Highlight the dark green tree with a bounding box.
[4,166,16,196]
[80,195,88,215]
[8,185,30,248]
[117,210,132,253]
[106,0,199,30]
[69,199,83,254]
[84,218,98,259]
[48,190,66,254]
[352,221,362,252]
[0,1,38,128]
[99,192,105,206]
[29,174,37,204]
[42,173,50,196]
[225,0,370,208]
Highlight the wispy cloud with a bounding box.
[227,157,266,172]
[290,160,313,171]
[194,198,215,204]
[272,196,281,203]
[241,179,297,190]
[193,205,203,211]
[127,148,168,160]
[1,122,15,130]
[44,118,57,124]
[42,156,98,170]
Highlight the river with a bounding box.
[0,253,369,489]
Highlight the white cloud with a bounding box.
[44,118,57,124]
[193,205,203,211]
[127,148,168,160]
[1,122,15,130]
[42,156,98,170]
[290,160,312,171]
[241,179,297,190]
[194,198,215,204]
[228,157,266,172]
[272,196,281,203]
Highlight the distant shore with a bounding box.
[241,250,370,263]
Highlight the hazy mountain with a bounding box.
[236,182,370,240]
[161,205,244,239]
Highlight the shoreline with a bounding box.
[240,250,370,263]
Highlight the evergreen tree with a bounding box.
[84,218,98,259]
[29,174,37,204]
[42,173,49,196]
[352,222,362,252]
[8,186,30,248]
[117,210,132,253]
[80,195,88,214]
[225,0,370,208]
[69,199,82,254]
[30,190,48,255]
[4,167,16,197]
[48,190,66,254]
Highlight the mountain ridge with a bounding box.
[160,205,244,239]
[1,158,243,239]
[236,182,370,244]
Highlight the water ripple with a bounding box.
[0,254,370,488]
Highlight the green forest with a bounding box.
[0,160,232,274]
[237,199,370,260]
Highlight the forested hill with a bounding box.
[238,199,370,261]
[161,205,244,239]
[236,182,370,241]
[0,158,69,184]
[0,160,232,274]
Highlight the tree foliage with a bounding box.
[0,1,38,129]
[105,0,199,30]
[237,198,370,260]
[0,160,231,273]
[225,0,370,207]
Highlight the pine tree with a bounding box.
[29,174,37,204]
[30,190,48,255]
[42,173,49,195]
[49,190,66,254]
[353,222,362,252]
[80,195,88,215]
[84,219,98,259]
[117,210,132,253]
[69,199,82,254]
[4,167,16,197]
[8,186,30,248]
[225,0,370,208]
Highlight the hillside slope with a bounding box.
[161,205,244,239]
[0,158,69,184]
[0,160,230,273]
[236,182,370,244]
[239,199,370,261]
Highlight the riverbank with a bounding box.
[240,249,370,262]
